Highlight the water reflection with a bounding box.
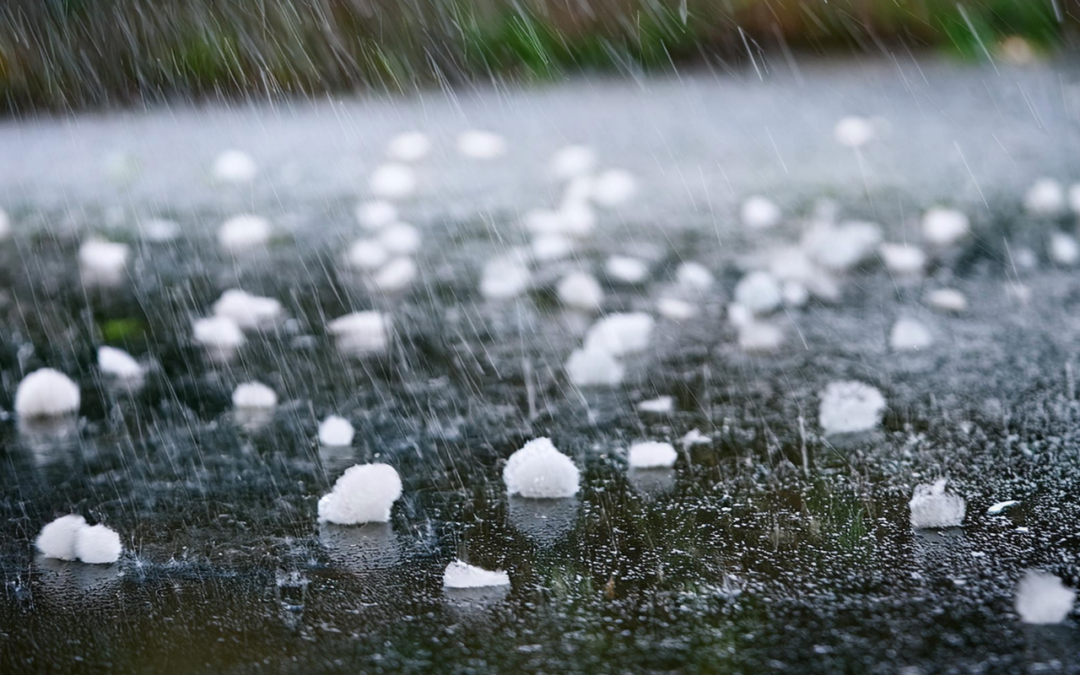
[508,496,579,548]
[319,522,400,571]
[628,468,676,499]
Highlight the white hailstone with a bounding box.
[15,369,80,418]
[605,256,649,284]
[1013,247,1038,270]
[740,196,782,230]
[927,288,968,313]
[97,346,142,379]
[444,560,510,588]
[676,262,714,293]
[782,281,810,308]
[386,131,431,162]
[549,145,598,181]
[212,150,257,184]
[591,169,637,208]
[557,271,604,311]
[73,524,122,564]
[738,321,784,352]
[369,163,416,200]
[566,345,624,387]
[0,208,10,240]
[328,311,390,354]
[1049,232,1080,266]
[628,441,677,469]
[803,221,882,272]
[232,382,278,409]
[481,258,532,300]
[35,514,87,561]
[531,233,574,262]
[818,380,886,435]
[834,116,875,148]
[355,200,399,230]
[1024,177,1066,216]
[79,239,129,284]
[319,415,355,446]
[218,214,271,253]
[347,239,390,270]
[193,316,245,355]
[503,437,580,499]
[583,312,654,356]
[523,208,563,235]
[727,303,752,328]
[734,271,783,315]
[318,463,402,524]
[1069,183,1080,214]
[680,429,711,449]
[890,317,933,351]
[879,243,927,277]
[921,207,970,247]
[139,218,180,243]
[908,479,966,529]
[378,223,422,255]
[637,396,674,414]
[1015,570,1076,625]
[372,257,418,292]
[212,289,284,330]
[657,297,699,321]
[987,500,1020,515]
[457,130,506,160]
[558,201,597,238]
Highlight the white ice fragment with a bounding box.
[1049,232,1079,266]
[740,195,782,230]
[531,233,574,262]
[890,317,933,351]
[566,345,624,387]
[834,116,875,148]
[318,463,402,524]
[628,441,677,469]
[193,316,245,357]
[909,478,966,529]
[232,381,278,409]
[387,131,431,162]
[987,500,1020,515]
[328,311,390,354]
[734,271,783,315]
[782,281,809,308]
[79,239,129,285]
[559,202,596,238]
[738,320,784,352]
[347,239,390,270]
[879,243,927,277]
[676,262,714,293]
[803,221,882,272]
[503,437,580,498]
[218,214,271,253]
[921,208,969,247]
[727,303,752,328]
[355,200,398,230]
[73,524,122,564]
[15,369,80,418]
[679,429,711,449]
[212,150,257,184]
[591,169,637,208]
[1025,177,1066,216]
[481,258,531,300]
[1015,571,1076,625]
[378,223,422,255]
[549,145,597,181]
[637,396,674,414]
[927,288,968,313]
[605,256,649,284]
[369,163,416,200]
[583,312,654,356]
[657,297,699,321]
[444,560,511,588]
[457,130,506,160]
[98,346,143,379]
[819,380,885,435]
[213,289,284,330]
[372,257,417,292]
[319,415,355,446]
[557,271,604,311]
[35,514,87,561]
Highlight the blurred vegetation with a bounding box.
[0,0,1072,112]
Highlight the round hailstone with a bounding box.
[355,200,398,230]
[740,196,782,230]
[583,312,654,356]
[218,214,271,253]
[97,346,143,379]
[232,381,278,409]
[481,258,531,300]
[549,145,598,181]
[558,202,597,238]
[212,150,258,184]
[319,415,355,446]
[372,257,417,292]
[1049,232,1080,266]
[318,463,403,524]
[738,320,784,353]
[782,281,810,308]
[0,208,10,240]
[605,256,649,284]
[628,441,677,469]
[927,288,967,313]
[566,346,624,387]
[213,289,284,330]
[818,380,886,435]
[734,271,783,315]
[1024,177,1065,216]
[73,524,123,564]
[1014,570,1077,625]
[1069,183,1080,214]
[193,316,245,355]
[35,514,87,561]
[557,271,604,311]
[139,218,180,243]
[591,169,637,208]
[503,437,580,499]
[676,262,714,293]
[457,130,506,160]
[15,369,80,418]
[79,239,130,285]
[369,163,416,201]
[657,297,699,321]
[834,116,875,148]
[637,396,674,414]
[386,131,431,162]
[531,233,574,262]
[803,221,882,272]
[908,479,966,529]
[879,243,927,277]
[378,223,422,255]
[328,311,390,354]
[890,317,933,351]
[443,560,511,589]
[921,207,969,247]
[347,239,390,271]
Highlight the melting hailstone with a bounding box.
[802,220,881,273]
[605,256,649,284]
[318,464,402,524]
[355,200,398,230]
[921,207,969,247]
[347,239,390,270]
[740,195,782,230]
[557,271,604,311]
[879,243,927,277]
[73,524,123,564]
[590,169,637,208]
[734,271,783,315]
[481,258,531,300]
[212,150,257,184]
[457,130,506,160]
[79,239,130,284]
[378,223,422,255]
[657,297,699,321]
[1024,177,1065,216]
[566,345,624,387]
[386,131,431,162]
[328,311,390,355]
[319,415,355,446]
[503,437,580,499]
[232,382,278,409]
[15,368,80,418]
[1049,232,1079,266]
[531,233,573,262]
[818,380,885,435]
[218,214,271,253]
[1014,570,1076,625]
[628,441,677,469]
[637,396,673,414]
[36,514,87,561]
[583,312,654,356]
[926,289,967,313]
[443,560,511,588]
[549,145,597,181]
[908,479,966,529]
[833,116,875,148]
[213,289,283,330]
[369,163,416,200]
[676,262,714,293]
[738,320,784,353]
[372,257,418,292]
[193,316,245,358]
[890,317,933,351]
[98,346,143,379]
